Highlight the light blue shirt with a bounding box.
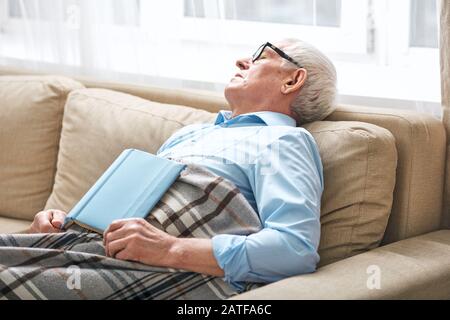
[157,110,323,291]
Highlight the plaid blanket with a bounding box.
[0,164,263,300]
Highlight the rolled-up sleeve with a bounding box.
[212,130,323,291]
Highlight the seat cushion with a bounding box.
[0,216,31,234]
[44,88,216,212]
[233,230,450,299]
[0,75,84,221]
[303,121,397,266]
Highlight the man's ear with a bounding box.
[281,68,307,95]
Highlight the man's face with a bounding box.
[224,42,292,112]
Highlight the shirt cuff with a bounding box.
[212,234,250,292]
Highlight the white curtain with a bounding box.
[0,0,239,86]
[0,0,443,115]
[0,0,141,74]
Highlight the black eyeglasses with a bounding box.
[252,42,303,68]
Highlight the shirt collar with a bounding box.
[214,110,296,127]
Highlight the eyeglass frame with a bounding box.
[252,42,303,69]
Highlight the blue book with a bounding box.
[63,148,186,233]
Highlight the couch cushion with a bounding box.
[303,121,397,266]
[327,106,445,244]
[0,217,31,234]
[233,230,450,299]
[45,88,216,211]
[0,75,84,221]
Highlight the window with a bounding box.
[177,0,367,54]
[185,0,342,27]
[409,0,438,48]
[7,0,140,25]
[0,0,441,116]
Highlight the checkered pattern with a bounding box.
[0,164,262,300]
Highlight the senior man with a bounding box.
[28,39,337,291]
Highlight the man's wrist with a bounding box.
[164,237,224,276]
[166,237,186,269]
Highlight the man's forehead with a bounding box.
[264,42,289,53]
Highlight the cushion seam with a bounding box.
[332,110,435,126]
[347,132,371,258]
[307,127,387,136]
[46,88,69,202]
[404,123,414,238]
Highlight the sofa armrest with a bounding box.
[232,230,450,300]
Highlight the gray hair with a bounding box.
[280,39,337,125]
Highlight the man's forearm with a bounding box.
[168,238,225,277]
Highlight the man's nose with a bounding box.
[236,57,251,70]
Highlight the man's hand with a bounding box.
[103,218,178,267]
[103,218,224,277]
[28,209,67,233]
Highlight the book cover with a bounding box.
[63,148,186,233]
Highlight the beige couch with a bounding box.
[0,70,449,299]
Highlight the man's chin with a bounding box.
[225,79,243,92]
[224,84,242,106]
[224,83,240,97]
